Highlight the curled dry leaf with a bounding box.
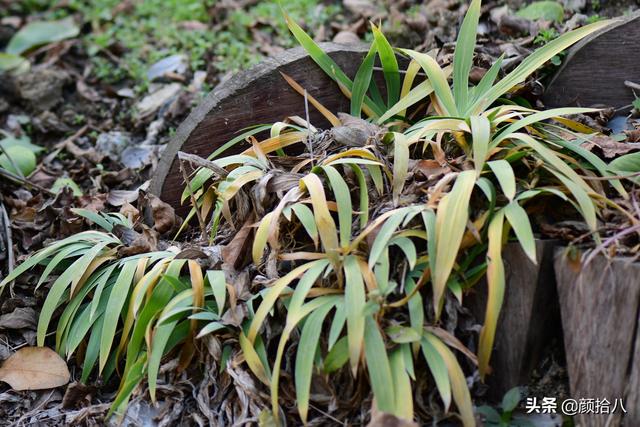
[139,192,181,235]
[0,346,70,390]
[113,224,159,257]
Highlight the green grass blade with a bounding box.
[364,316,395,413]
[284,11,352,89]
[389,348,414,420]
[392,132,410,206]
[472,20,611,112]
[425,334,475,427]
[493,107,596,145]
[421,336,451,410]
[328,301,346,350]
[390,236,417,270]
[71,208,115,232]
[487,160,516,201]
[206,270,226,314]
[81,313,104,383]
[99,259,138,372]
[510,133,592,192]
[478,210,506,380]
[369,210,407,269]
[372,23,400,107]
[545,126,627,198]
[295,300,336,423]
[37,241,109,346]
[470,115,490,175]
[551,169,598,232]
[344,255,366,375]
[323,335,349,373]
[291,203,319,247]
[322,166,354,248]
[378,79,435,124]
[469,54,503,113]
[399,49,458,116]
[148,316,189,401]
[247,260,323,343]
[504,202,537,263]
[349,165,370,229]
[452,0,480,111]
[433,170,476,317]
[351,43,377,117]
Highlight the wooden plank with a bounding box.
[468,240,560,399]
[149,43,370,214]
[555,251,640,426]
[544,12,640,111]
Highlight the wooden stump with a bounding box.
[544,12,640,111]
[468,240,561,399]
[555,251,640,426]
[149,42,370,214]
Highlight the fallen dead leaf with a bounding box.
[222,216,254,269]
[0,307,37,330]
[0,346,70,390]
[583,135,640,158]
[140,192,181,235]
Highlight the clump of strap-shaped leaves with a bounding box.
[0,210,234,416]
[181,1,627,424]
[0,1,629,424]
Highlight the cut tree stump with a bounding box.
[555,251,640,426]
[150,42,370,213]
[468,240,561,400]
[543,11,640,111]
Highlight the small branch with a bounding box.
[177,151,228,178]
[624,80,640,91]
[0,167,55,196]
[43,124,89,164]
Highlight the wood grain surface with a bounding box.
[544,12,640,110]
[469,240,561,399]
[555,251,640,426]
[150,43,370,213]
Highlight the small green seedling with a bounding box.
[477,387,535,426]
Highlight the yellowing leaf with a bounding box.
[487,160,516,201]
[239,332,270,386]
[425,335,474,427]
[300,174,339,265]
[280,72,341,126]
[478,210,506,380]
[0,347,70,390]
[392,133,410,206]
[433,171,476,317]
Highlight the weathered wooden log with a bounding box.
[544,11,640,111]
[555,250,640,426]
[151,14,640,210]
[150,43,370,213]
[468,240,561,399]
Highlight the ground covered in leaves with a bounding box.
[1,0,640,425]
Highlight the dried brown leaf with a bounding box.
[0,347,70,390]
[584,135,640,158]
